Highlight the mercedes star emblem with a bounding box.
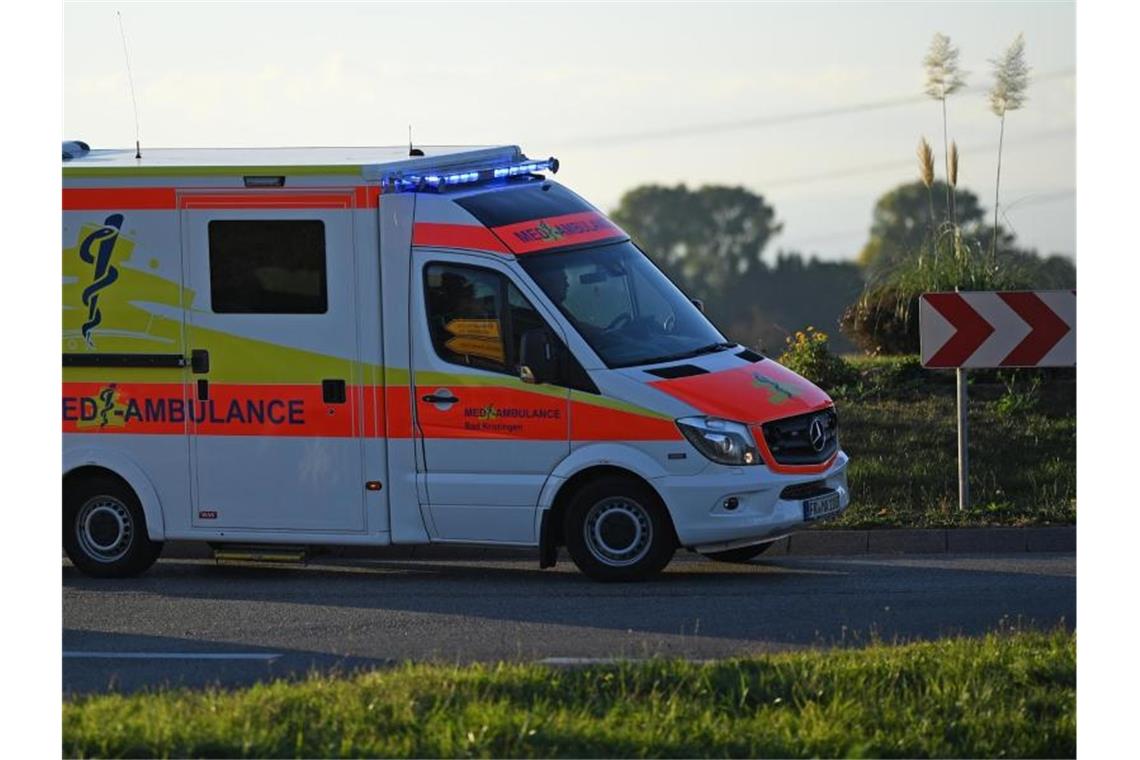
[808,417,827,452]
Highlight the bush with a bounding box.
[777,327,858,392]
[842,233,1035,354]
[840,284,922,354]
[838,354,943,401]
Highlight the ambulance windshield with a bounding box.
[520,241,730,369]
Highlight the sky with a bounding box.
[63,1,1076,263]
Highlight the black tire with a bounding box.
[563,475,675,581]
[63,474,163,578]
[703,541,773,564]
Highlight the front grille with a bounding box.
[760,407,838,465]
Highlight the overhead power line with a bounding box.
[1001,188,1076,210]
[761,125,1074,191]
[787,188,1075,250]
[564,69,1075,148]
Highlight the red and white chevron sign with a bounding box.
[919,291,1075,368]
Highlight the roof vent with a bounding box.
[62,141,91,160]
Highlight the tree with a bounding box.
[857,180,989,276]
[746,252,865,354]
[1035,255,1077,289]
[609,184,782,305]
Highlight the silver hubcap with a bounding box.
[76,496,133,563]
[584,497,652,567]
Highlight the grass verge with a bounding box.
[64,629,1075,758]
[830,356,1075,528]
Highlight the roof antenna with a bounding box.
[117,11,142,159]
[408,124,424,157]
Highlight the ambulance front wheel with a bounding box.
[63,473,163,578]
[564,476,675,581]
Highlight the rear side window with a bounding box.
[208,220,328,314]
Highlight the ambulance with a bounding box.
[62,141,849,581]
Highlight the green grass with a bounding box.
[63,629,1075,758]
[825,356,1075,528]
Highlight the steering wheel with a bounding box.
[662,313,677,333]
[605,312,632,331]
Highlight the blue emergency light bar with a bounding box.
[385,157,559,192]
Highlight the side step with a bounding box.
[210,543,308,564]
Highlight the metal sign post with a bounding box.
[956,367,969,511]
[918,290,1076,513]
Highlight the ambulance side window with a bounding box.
[424,264,510,374]
[208,220,328,314]
[507,281,547,348]
[423,263,597,391]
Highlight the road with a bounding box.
[63,551,1075,694]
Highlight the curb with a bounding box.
[160,526,1074,561]
[766,526,1074,556]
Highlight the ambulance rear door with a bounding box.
[179,190,366,532]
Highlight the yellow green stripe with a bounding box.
[412,369,671,419]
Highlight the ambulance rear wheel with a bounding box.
[564,476,675,582]
[63,474,163,578]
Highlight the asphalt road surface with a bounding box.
[63,552,1075,694]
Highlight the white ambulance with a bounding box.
[62,141,849,581]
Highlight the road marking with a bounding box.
[63,651,282,661]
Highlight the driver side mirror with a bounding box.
[690,298,705,313]
[519,329,559,385]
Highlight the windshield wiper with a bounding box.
[630,342,737,368]
[677,341,737,359]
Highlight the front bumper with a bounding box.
[650,451,850,550]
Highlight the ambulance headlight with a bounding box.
[676,417,762,466]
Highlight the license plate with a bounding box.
[803,490,842,521]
